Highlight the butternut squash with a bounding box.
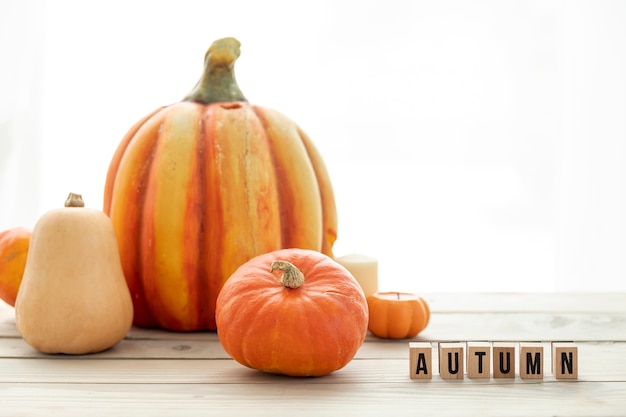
[15,193,133,354]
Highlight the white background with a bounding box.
[1,0,625,293]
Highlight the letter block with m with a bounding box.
[520,342,544,379]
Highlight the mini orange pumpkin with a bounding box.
[0,227,31,307]
[367,292,430,339]
[215,248,368,377]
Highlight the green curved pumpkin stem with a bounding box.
[183,37,248,104]
[64,192,85,208]
[270,261,304,289]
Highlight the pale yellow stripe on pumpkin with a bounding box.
[236,106,282,253]
[148,104,201,326]
[254,107,323,251]
[297,127,338,257]
[211,105,281,281]
[210,105,253,281]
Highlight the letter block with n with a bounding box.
[552,342,578,380]
[409,342,433,380]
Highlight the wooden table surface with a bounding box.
[1,292,625,416]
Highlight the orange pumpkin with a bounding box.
[103,38,337,331]
[215,248,368,377]
[0,227,31,307]
[367,292,430,339]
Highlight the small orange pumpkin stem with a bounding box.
[64,193,85,208]
[183,37,248,105]
[270,260,304,289]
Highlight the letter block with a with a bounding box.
[409,342,433,380]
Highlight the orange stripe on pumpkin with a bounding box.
[107,110,167,328]
[199,104,223,330]
[104,107,165,215]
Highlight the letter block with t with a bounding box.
[467,342,491,379]
[439,342,465,380]
[552,342,578,379]
[409,342,433,380]
[520,342,544,379]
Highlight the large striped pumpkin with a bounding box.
[103,37,337,331]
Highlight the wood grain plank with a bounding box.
[4,293,626,340]
[4,312,626,342]
[1,343,624,384]
[1,294,626,417]
[419,312,626,342]
[1,381,626,417]
[0,337,230,359]
[424,292,626,313]
[0,336,412,360]
[3,311,626,368]
[2,292,625,328]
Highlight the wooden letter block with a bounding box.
[493,342,515,379]
[409,342,433,380]
[520,342,544,379]
[467,342,491,379]
[552,342,578,379]
[439,342,464,380]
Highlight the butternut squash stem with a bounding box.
[270,261,304,289]
[183,37,248,105]
[64,193,85,208]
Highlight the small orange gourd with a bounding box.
[367,292,430,339]
[0,227,31,307]
[216,248,368,377]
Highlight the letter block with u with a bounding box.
[493,342,516,379]
[439,342,465,380]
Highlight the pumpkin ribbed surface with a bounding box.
[0,227,31,307]
[367,292,430,339]
[103,38,336,331]
[104,101,336,331]
[215,248,368,377]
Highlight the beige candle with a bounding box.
[335,253,378,298]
